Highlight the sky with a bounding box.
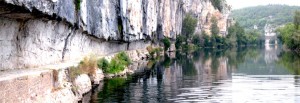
[226,0,300,10]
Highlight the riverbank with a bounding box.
[0,48,152,103]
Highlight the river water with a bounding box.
[90,45,300,103]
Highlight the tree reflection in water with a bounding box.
[92,46,300,103]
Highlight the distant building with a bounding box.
[264,23,277,46]
[253,25,258,30]
[264,24,276,37]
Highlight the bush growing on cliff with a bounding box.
[107,59,125,74]
[97,58,109,71]
[69,66,85,81]
[211,0,223,12]
[192,35,201,46]
[68,56,98,81]
[147,46,163,59]
[182,14,198,39]
[162,38,171,51]
[98,52,132,74]
[78,56,98,76]
[75,0,81,11]
[210,16,220,36]
[115,51,131,66]
[175,35,186,49]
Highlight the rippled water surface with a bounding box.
[91,45,300,103]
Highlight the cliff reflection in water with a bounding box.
[91,46,300,103]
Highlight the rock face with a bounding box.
[73,74,92,98]
[0,0,230,70]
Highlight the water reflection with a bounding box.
[91,46,300,103]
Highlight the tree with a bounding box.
[277,23,300,50]
[192,35,201,45]
[211,0,223,12]
[294,10,300,29]
[175,35,185,49]
[210,16,220,36]
[202,31,211,47]
[182,14,198,39]
[235,23,246,45]
[162,38,171,51]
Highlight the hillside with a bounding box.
[230,5,300,30]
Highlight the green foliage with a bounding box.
[210,0,223,11]
[162,38,171,51]
[294,11,300,29]
[226,25,238,46]
[229,22,260,46]
[118,24,123,34]
[203,33,211,47]
[98,52,132,74]
[107,59,125,74]
[210,16,220,36]
[277,23,300,50]
[147,46,163,59]
[200,21,260,48]
[192,35,201,46]
[175,35,186,49]
[118,18,123,35]
[97,58,109,71]
[231,5,300,31]
[162,55,171,68]
[75,0,81,11]
[182,14,198,38]
[182,44,198,52]
[115,52,131,66]
[278,11,300,52]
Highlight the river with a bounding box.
[89,45,300,103]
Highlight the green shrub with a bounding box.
[192,35,201,46]
[147,46,163,58]
[175,35,185,49]
[210,16,220,36]
[162,55,171,68]
[101,52,132,74]
[107,59,125,74]
[97,58,109,71]
[211,0,223,11]
[182,14,198,39]
[294,11,300,29]
[116,51,131,66]
[162,38,171,51]
[75,0,81,11]
[118,18,123,35]
[277,23,300,50]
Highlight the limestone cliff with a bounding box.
[0,0,230,70]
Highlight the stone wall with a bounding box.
[0,48,149,103]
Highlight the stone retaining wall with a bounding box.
[0,49,149,103]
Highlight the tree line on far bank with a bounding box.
[161,13,262,52]
[277,11,300,54]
